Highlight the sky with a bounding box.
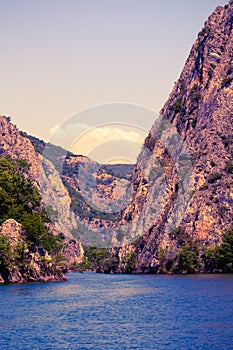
[0,0,227,162]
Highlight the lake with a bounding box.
[0,272,233,349]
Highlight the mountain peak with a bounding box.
[117,1,233,273]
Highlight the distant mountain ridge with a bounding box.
[26,133,134,239]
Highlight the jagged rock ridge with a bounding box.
[117,1,233,273]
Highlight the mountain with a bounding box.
[27,134,134,247]
[114,1,233,273]
[0,116,83,283]
[0,117,134,282]
[1,2,233,279]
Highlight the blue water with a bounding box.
[0,273,233,350]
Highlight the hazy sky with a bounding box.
[0,0,226,153]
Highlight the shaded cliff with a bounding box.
[117,2,233,273]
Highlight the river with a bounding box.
[0,272,233,349]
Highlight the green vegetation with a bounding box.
[203,226,233,273]
[121,251,137,273]
[215,227,233,272]
[24,133,75,171]
[0,234,11,268]
[170,226,192,248]
[171,98,183,113]
[222,77,233,88]
[82,247,119,273]
[26,133,133,225]
[198,26,210,38]
[44,205,59,221]
[169,226,233,274]
[0,156,62,255]
[225,161,233,174]
[172,243,200,273]
[190,84,201,103]
[62,179,118,222]
[208,172,222,183]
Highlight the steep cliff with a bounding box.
[118,2,233,273]
[0,116,84,282]
[39,155,79,238]
[0,116,40,181]
[28,134,134,247]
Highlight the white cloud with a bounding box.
[70,125,146,156]
[48,122,147,162]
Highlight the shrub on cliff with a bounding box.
[0,156,61,255]
[171,98,183,113]
[202,226,233,273]
[172,243,200,274]
[82,247,120,273]
[215,227,233,272]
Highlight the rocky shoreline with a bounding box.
[0,219,84,285]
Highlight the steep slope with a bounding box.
[0,116,40,181]
[0,116,84,283]
[117,2,233,273]
[0,116,79,238]
[28,134,134,247]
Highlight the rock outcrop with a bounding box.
[0,219,66,284]
[0,115,40,181]
[117,1,233,273]
[39,155,78,238]
[62,238,84,270]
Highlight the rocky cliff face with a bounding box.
[39,155,79,238]
[0,116,40,181]
[28,134,134,247]
[0,116,84,282]
[0,219,66,284]
[0,115,83,240]
[118,1,233,273]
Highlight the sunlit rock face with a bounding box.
[0,116,84,274]
[0,115,78,238]
[39,155,78,238]
[0,115,40,182]
[118,2,233,273]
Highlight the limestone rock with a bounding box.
[62,238,84,270]
[118,1,233,273]
[39,155,78,238]
[0,219,25,250]
[0,219,66,284]
[0,115,40,181]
